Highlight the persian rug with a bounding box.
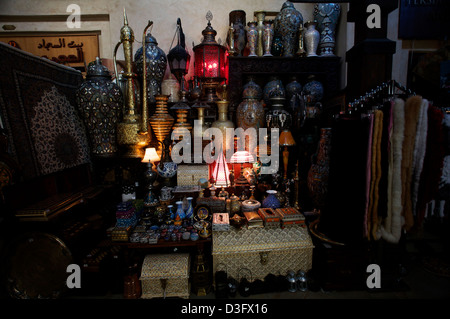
[0,42,90,180]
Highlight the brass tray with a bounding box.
[4,232,73,298]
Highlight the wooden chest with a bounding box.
[140,253,190,299]
[212,227,314,282]
[176,164,209,186]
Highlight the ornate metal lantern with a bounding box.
[193,11,227,102]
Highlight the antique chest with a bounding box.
[212,226,314,283]
[140,253,190,299]
[176,164,209,186]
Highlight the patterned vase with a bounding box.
[314,3,341,57]
[229,10,247,56]
[263,76,285,107]
[237,98,265,132]
[175,200,186,219]
[149,94,174,145]
[274,1,303,57]
[302,75,324,103]
[263,20,274,57]
[307,127,332,208]
[246,21,258,57]
[271,35,283,57]
[285,76,302,103]
[185,197,194,219]
[304,21,320,57]
[77,57,123,156]
[242,76,262,100]
[262,190,281,209]
[134,33,167,103]
[255,11,266,57]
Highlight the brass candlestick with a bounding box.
[114,8,150,158]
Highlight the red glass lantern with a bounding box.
[193,11,227,102]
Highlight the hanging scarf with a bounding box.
[379,98,404,243]
[401,95,423,231]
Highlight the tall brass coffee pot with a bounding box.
[114,8,151,158]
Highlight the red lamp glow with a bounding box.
[193,11,227,102]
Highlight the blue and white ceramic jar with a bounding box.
[157,161,178,178]
[314,3,341,57]
[175,200,186,219]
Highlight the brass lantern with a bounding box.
[193,11,227,102]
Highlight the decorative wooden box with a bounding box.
[257,208,282,228]
[212,227,314,282]
[177,164,209,186]
[140,253,190,299]
[275,207,306,228]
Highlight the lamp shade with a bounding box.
[279,130,296,147]
[213,150,230,187]
[193,11,227,79]
[142,147,160,163]
[230,151,255,164]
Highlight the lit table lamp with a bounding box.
[230,150,255,186]
[213,149,230,188]
[142,147,160,206]
[279,129,296,179]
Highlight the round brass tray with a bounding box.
[4,232,73,299]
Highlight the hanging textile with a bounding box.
[401,95,423,231]
[411,98,429,218]
[378,98,405,244]
[415,105,445,228]
[367,109,384,240]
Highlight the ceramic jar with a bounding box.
[302,76,324,103]
[237,98,265,132]
[307,127,332,209]
[263,20,274,57]
[246,21,258,57]
[77,57,123,156]
[185,197,194,219]
[262,190,281,209]
[243,77,263,100]
[271,35,283,57]
[212,100,234,154]
[263,76,285,107]
[304,21,320,57]
[134,33,167,103]
[175,200,186,219]
[229,10,247,56]
[274,1,303,57]
[314,3,341,57]
[285,76,302,103]
[241,199,261,213]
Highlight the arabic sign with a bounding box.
[0,33,99,68]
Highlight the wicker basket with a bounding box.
[212,227,313,282]
[140,253,190,299]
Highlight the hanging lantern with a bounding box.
[167,18,191,88]
[193,11,227,102]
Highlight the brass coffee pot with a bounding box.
[114,8,151,158]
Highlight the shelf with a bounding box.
[227,56,341,111]
[110,237,212,249]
